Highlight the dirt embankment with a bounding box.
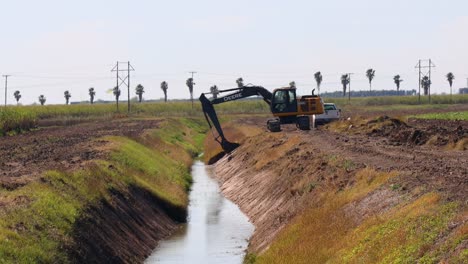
[0,118,197,263]
[69,186,183,263]
[207,116,467,261]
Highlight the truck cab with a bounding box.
[314,103,341,125]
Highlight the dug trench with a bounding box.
[205,116,467,263]
[0,117,206,263]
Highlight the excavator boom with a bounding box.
[199,86,272,152]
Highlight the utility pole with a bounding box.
[428,59,432,103]
[188,71,197,108]
[111,62,135,113]
[2,75,10,107]
[415,59,435,104]
[128,62,131,112]
[347,73,354,102]
[418,60,421,103]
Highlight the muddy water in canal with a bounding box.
[145,161,254,264]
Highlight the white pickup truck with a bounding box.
[314,103,341,125]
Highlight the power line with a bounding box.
[415,59,435,103]
[111,61,135,113]
[346,73,354,102]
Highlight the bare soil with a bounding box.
[0,119,161,190]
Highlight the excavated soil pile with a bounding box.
[366,116,468,147]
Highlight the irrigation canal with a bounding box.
[145,161,254,264]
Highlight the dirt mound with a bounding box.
[343,115,468,148]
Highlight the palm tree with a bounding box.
[393,75,403,93]
[38,95,46,105]
[210,85,220,99]
[160,81,168,102]
[421,76,431,96]
[341,74,350,97]
[446,72,455,100]
[113,86,121,111]
[13,90,21,105]
[314,71,322,94]
[64,90,71,105]
[289,81,296,89]
[366,68,375,93]
[135,84,144,103]
[186,78,195,107]
[236,77,244,88]
[89,87,96,104]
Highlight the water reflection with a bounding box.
[145,161,254,264]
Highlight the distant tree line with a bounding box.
[320,89,417,98]
[8,68,462,108]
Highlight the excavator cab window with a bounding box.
[272,89,297,114]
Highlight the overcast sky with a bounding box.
[1,0,467,105]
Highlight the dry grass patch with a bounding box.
[254,167,461,264]
[446,137,468,151]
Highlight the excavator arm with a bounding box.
[199,86,272,153]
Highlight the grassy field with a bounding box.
[0,108,37,135]
[324,94,468,106]
[0,100,268,135]
[1,93,467,135]
[411,111,468,121]
[0,118,206,262]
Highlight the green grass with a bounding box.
[411,111,468,121]
[0,118,205,263]
[0,108,37,135]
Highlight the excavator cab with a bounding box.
[271,89,298,114]
[270,88,324,125]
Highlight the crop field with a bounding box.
[324,94,468,106]
[412,111,468,121]
[0,100,269,135]
[2,93,467,136]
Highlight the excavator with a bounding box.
[199,85,324,152]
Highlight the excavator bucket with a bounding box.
[222,140,240,153]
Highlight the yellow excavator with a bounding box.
[199,85,324,152]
